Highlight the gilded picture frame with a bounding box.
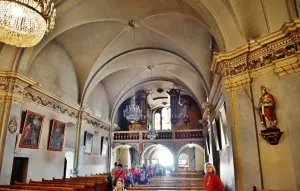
[48,119,66,151]
[19,111,45,149]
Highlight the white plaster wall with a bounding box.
[180,147,204,171]
[251,72,297,191]
[16,102,78,181]
[280,73,300,190]
[86,82,110,120]
[25,41,79,104]
[115,148,130,166]
[195,148,204,171]
[78,122,109,176]
[14,101,109,181]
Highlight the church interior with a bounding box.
[0,0,300,191]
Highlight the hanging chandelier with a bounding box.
[0,0,56,47]
[123,96,142,124]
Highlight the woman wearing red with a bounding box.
[204,163,224,191]
[114,164,126,184]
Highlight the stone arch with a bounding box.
[141,144,175,166]
[176,143,204,159]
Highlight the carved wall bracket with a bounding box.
[260,128,284,145]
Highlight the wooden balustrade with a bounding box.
[113,130,203,141]
[113,132,139,140]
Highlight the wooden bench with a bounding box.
[0,185,76,191]
[253,186,283,191]
[128,174,205,191]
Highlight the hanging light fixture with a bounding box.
[123,95,142,124]
[146,65,158,140]
[0,0,56,47]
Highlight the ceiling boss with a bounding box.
[0,0,56,47]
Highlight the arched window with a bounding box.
[162,107,171,130]
[154,113,161,130]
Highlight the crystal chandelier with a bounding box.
[123,96,142,123]
[0,0,56,47]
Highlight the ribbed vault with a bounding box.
[20,0,294,121]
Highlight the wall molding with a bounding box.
[212,19,300,79]
[0,72,118,130]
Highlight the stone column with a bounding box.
[73,110,83,177]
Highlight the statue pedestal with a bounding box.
[260,127,283,145]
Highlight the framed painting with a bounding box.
[219,103,230,149]
[101,136,108,156]
[19,111,45,149]
[48,120,66,151]
[84,131,94,155]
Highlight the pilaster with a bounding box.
[210,19,300,191]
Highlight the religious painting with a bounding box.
[84,131,94,155]
[100,136,108,156]
[48,120,66,151]
[19,111,44,149]
[8,115,18,134]
[219,103,230,149]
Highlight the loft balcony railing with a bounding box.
[112,129,203,141]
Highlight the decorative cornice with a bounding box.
[212,19,300,78]
[274,53,300,76]
[82,110,119,131]
[24,89,79,119]
[0,72,116,130]
[224,73,253,91]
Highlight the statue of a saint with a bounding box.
[257,86,277,128]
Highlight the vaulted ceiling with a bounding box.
[21,0,295,122]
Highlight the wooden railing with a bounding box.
[112,129,203,141]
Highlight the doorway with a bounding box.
[63,158,67,178]
[10,157,29,185]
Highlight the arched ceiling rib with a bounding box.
[24,0,294,122]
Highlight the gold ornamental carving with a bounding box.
[212,19,300,84]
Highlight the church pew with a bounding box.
[41,177,107,191]
[129,175,205,191]
[0,185,76,191]
[0,189,45,191]
[253,186,282,191]
[17,182,87,191]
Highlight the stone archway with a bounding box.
[112,144,140,168]
[176,143,205,171]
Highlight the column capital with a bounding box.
[201,102,216,122]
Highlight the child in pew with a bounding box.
[135,171,149,185]
[204,163,224,191]
[113,179,127,191]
